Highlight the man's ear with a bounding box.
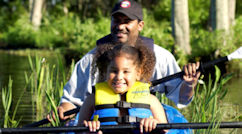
[138,21,144,32]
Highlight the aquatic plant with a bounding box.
[182,66,234,133]
[1,76,22,128]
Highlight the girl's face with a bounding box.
[106,54,141,94]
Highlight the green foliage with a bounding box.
[188,0,210,28]
[0,0,241,64]
[190,16,242,62]
[1,13,110,57]
[45,90,61,127]
[1,13,37,48]
[152,0,172,21]
[0,15,5,32]
[1,77,22,128]
[0,0,28,30]
[142,9,174,52]
[233,16,242,48]
[236,1,242,17]
[25,54,74,122]
[181,67,234,133]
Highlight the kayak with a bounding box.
[162,104,192,134]
[65,104,192,134]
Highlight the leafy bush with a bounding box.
[1,13,37,48]
[188,0,210,28]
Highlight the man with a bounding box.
[48,0,200,121]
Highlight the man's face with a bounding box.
[111,13,144,46]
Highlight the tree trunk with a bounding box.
[216,0,229,31]
[29,0,33,12]
[228,0,236,26]
[210,0,229,31]
[171,0,191,54]
[63,0,69,15]
[30,0,45,29]
[210,0,236,48]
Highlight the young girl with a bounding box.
[77,44,168,134]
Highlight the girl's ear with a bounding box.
[136,68,142,81]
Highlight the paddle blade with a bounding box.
[227,47,242,60]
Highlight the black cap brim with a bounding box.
[111,10,138,20]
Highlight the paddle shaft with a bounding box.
[22,107,80,127]
[151,56,228,87]
[2,122,242,133]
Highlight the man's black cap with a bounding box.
[111,0,143,21]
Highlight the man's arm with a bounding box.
[58,102,77,120]
[179,62,200,106]
[152,44,200,108]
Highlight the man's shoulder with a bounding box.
[76,48,96,65]
[153,44,174,57]
[96,34,112,45]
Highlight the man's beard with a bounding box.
[111,30,138,46]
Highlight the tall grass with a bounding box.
[1,76,22,128]
[181,66,234,133]
[25,54,75,124]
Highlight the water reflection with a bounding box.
[0,50,61,126]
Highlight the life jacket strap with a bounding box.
[98,115,142,123]
[95,101,150,110]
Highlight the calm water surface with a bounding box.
[0,50,61,125]
[0,50,241,129]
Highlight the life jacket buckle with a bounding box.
[124,116,138,123]
[116,101,131,108]
[117,116,138,123]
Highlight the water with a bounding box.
[0,50,241,129]
[0,50,62,126]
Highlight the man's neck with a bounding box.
[127,36,139,46]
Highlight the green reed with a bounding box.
[25,54,75,126]
[1,76,22,128]
[181,66,234,134]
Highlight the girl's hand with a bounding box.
[83,120,102,134]
[140,118,158,133]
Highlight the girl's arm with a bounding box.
[77,94,102,133]
[77,94,95,125]
[149,94,167,123]
[140,94,168,133]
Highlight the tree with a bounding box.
[228,0,236,26]
[171,0,191,54]
[210,0,229,31]
[210,0,236,46]
[30,0,45,29]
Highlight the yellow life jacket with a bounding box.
[92,81,153,125]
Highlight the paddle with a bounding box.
[22,107,80,127]
[23,47,242,127]
[3,122,242,133]
[151,47,242,86]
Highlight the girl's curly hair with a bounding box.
[92,41,156,83]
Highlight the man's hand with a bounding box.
[47,102,76,122]
[179,62,201,105]
[183,62,201,86]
